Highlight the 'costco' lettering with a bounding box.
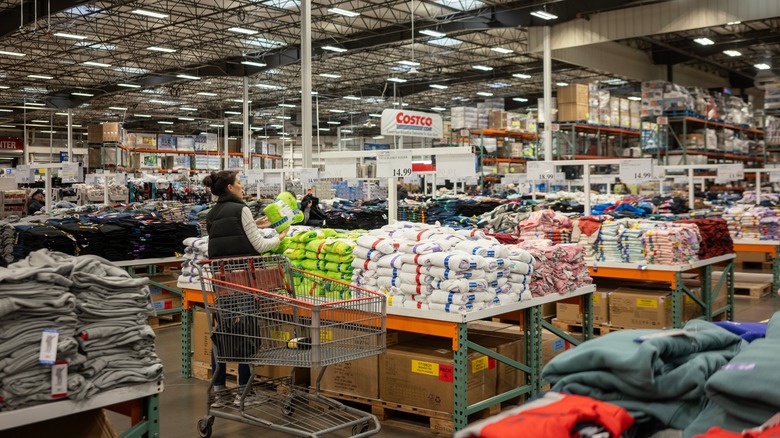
[396,112,433,126]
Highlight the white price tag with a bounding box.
[770,171,780,183]
[15,165,32,184]
[550,124,560,132]
[657,116,669,125]
[436,154,476,180]
[376,149,412,178]
[717,163,744,182]
[51,362,68,398]
[504,173,528,184]
[324,159,357,179]
[299,168,319,190]
[619,159,654,183]
[246,169,264,185]
[590,175,617,185]
[347,178,359,187]
[527,161,556,182]
[39,329,59,365]
[673,175,689,184]
[85,174,99,185]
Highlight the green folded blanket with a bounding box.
[322,239,355,256]
[324,262,352,273]
[283,248,306,260]
[300,259,328,271]
[304,239,328,254]
[291,230,319,243]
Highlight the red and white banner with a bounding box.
[381,109,443,139]
[0,137,23,150]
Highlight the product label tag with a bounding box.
[438,364,454,382]
[471,356,489,373]
[51,361,68,398]
[411,360,439,377]
[720,362,756,371]
[636,298,658,309]
[634,329,693,342]
[551,339,566,351]
[39,329,59,365]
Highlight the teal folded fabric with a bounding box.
[683,399,757,438]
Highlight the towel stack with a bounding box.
[570,216,602,262]
[177,236,209,288]
[595,220,626,262]
[516,210,572,245]
[519,243,592,297]
[643,223,701,265]
[721,206,774,240]
[675,218,733,259]
[620,220,660,263]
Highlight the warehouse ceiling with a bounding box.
[0,0,775,139]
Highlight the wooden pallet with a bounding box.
[148,312,182,328]
[317,390,500,436]
[734,282,772,299]
[551,319,608,336]
[596,324,630,334]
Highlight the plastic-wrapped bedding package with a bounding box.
[643,223,701,265]
[354,221,535,314]
[279,226,358,299]
[178,236,209,288]
[516,242,592,297]
[515,210,572,245]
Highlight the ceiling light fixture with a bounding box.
[197,92,218,96]
[556,81,569,86]
[755,63,772,70]
[108,106,127,111]
[327,121,340,125]
[157,121,174,125]
[627,96,642,101]
[723,50,742,57]
[387,77,407,83]
[0,50,25,57]
[431,106,446,111]
[397,60,420,66]
[320,73,341,78]
[530,10,557,20]
[372,135,384,139]
[209,124,224,127]
[147,46,177,53]
[177,74,200,80]
[341,129,353,133]
[328,7,360,17]
[329,109,346,113]
[82,61,111,67]
[694,37,715,46]
[430,84,448,89]
[71,92,94,97]
[53,32,87,40]
[279,103,296,107]
[0,125,15,128]
[164,130,174,133]
[241,60,267,67]
[134,114,152,118]
[229,121,244,125]
[321,45,347,53]
[491,47,513,54]
[180,107,197,111]
[0,109,12,112]
[513,73,532,79]
[118,83,141,88]
[513,97,528,102]
[28,74,53,79]
[131,9,168,18]
[178,117,195,121]
[727,21,741,25]
[318,128,330,131]
[419,29,446,37]
[343,96,361,100]
[24,102,46,106]
[369,113,383,118]
[476,91,493,97]
[228,27,258,35]
[225,110,242,115]
[472,65,493,71]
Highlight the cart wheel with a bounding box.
[198,416,214,438]
[281,399,295,416]
[352,422,370,435]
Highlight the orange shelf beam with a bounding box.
[588,267,679,289]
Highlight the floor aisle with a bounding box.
[116,295,780,438]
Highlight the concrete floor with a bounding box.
[113,295,780,438]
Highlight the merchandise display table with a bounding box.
[114,256,185,317]
[732,239,780,296]
[181,284,596,431]
[586,253,736,327]
[0,381,163,437]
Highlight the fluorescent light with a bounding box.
[72,124,82,128]
[164,130,174,133]
[473,65,493,71]
[71,92,94,97]
[392,102,410,106]
[723,50,742,57]
[118,83,141,88]
[177,74,200,80]
[430,84,448,89]
[278,116,291,120]
[530,10,557,20]
[0,50,25,57]
[40,130,56,134]
[318,128,330,131]
[157,121,174,125]
[147,46,176,53]
[75,42,116,50]
[197,92,218,96]
[232,99,253,102]
[27,74,53,79]
[322,46,347,53]
[82,61,111,67]
[178,117,195,121]
[228,27,258,35]
[209,124,224,127]
[727,21,741,25]
[327,121,341,125]
[476,91,493,97]
[341,129,353,133]
[694,37,714,46]
[420,29,446,37]
[427,37,462,47]
[372,135,384,139]
[229,121,244,125]
[256,84,285,90]
[398,60,420,66]
[628,96,642,101]
[134,114,152,118]
[329,109,346,113]
[32,120,48,123]
[491,47,513,54]
[108,106,127,111]
[387,77,407,83]
[369,113,382,117]
[556,81,569,86]
[487,81,511,88]
[431,106,446,111]
[115,66,148,74]
[756,63,772,70]
[270,124,284,128]
[320,73,341,78]
[25,102,46,106]
[513,97,528,102]
[343,96,361,100]
[279,103,296,108]
[53,32,87,40]
[0,109,12,112]
[225,111,242,115]
[0,86,8,89]
[328,7,360,17]
[0,125,15,128]
[131,9,169,18]
[180,107,198,111]
[247,37,285,48]
[241,60,267,67]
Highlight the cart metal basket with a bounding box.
[196,255,386,438]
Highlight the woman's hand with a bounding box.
[278,228,289,239]
[256,216,271,228]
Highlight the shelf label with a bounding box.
[436,153,476,181]
[550,123,560,132]
[377,149,412,178]
[716,163,744,183]
[619,159,654,183]
[527,161,556,182]
[657,116,668,125]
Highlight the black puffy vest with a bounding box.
[207,196,257,258]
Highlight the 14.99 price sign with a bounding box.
[376,149,413,178]
[619,159,655,183]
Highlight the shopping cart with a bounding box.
[196,255,386,438]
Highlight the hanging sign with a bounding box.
[619,159,654,183]
[381,109,443,139]
[716,163,744,183]
[770,171,780,183]
[60,163,80,183]
[527,161,556,182]
[376,149,412,178]
[0,137,23,150]
[436,154,476,181]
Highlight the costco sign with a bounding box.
[381,109,443,139]
[0,137,23,150]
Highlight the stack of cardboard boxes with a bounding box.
[557,84,589,122]
[87,122,122,144]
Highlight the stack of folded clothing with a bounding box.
[721,206,775,240]
[520,243,591,296]
[542,320,744,432]
[350,232,402,296]
[16,225,80,258]
[178,236,209,288]
[423,198,461,225]
[675,218,734,259]
[620,220,660,263]
[644,223,701,265]
[320,200,388,230]
[570,216,602,261]
[516,210,572,244]
[477,203,530,234]
[595,220,626,262]
[281,227,357,299]
[0,221,17,266]
[398,200,428,223]
[0,252,88,410]
[760,215,780,240]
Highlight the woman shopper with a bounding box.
[202,170,287,406]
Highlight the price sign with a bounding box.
[246,169,264,185]
[85,174,99,185]
[436,153,476,181]
[60,163,80,183]
[503,173,528,184]
[657,116,668,125]
[324,159,357,179]
[377,149,412,178]
[299,168,319,190]
[717,163,744,182]
[590,175,617,185]
[550,123,560,132]
[673,175,689,184]
[347,178,359,187]
[619,159,654,183]
[15,165,33,184]
[527,161,556,182]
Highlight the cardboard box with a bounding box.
[193,308,212,363]
[542,328,573,367]
[610,289,674,329]
[557,84,589,105]
[6,409,118,438]
[88,122,121,143]
[151,294,182,311]
[379,336,497,413]
[558,103,588,122]
[736,252,770,264]
[489,110,507,130]
[555,291,609,324]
